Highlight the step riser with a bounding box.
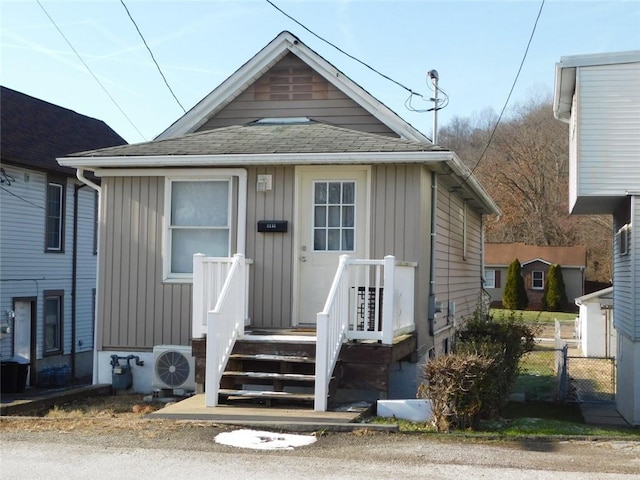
[233,340,316,358]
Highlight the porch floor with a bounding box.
[148,394,377,431]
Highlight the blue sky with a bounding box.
[2,1,639,144]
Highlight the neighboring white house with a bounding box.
[553,50,640,426]
[575,287,615,358]
[0,86,126,389]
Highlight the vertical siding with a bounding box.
[434,177,484,329]
[99,176,192,350]
[577,62,640,196]
[370,165,431,352]
[197,53,397,137]
[245,166,295,328]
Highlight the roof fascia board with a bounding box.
[157,34,293,140]
[287,42,430,143]
[443,152,501,215]
[521,258,552,267]
[58,151,455,169]
[558,50,640,69]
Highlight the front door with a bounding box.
[13,299,35,386]
[294,167,370,325]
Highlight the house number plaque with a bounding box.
[257,220,288,233]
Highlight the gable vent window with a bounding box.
[254,66,328,101]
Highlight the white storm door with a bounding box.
[294,167,369,325]
[14,300,32,385]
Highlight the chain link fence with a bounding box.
[516,347,616,404]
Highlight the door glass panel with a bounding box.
[312,181,356,252]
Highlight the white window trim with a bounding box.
[618,223,631,256]
[532,270,545,290]
[162,170,247,283]
[46,181,64,252]
[484,269,496,289]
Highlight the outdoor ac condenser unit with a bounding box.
[152,345,196,392]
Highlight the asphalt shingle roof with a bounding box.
[69,120,446,158]
[1,86,126,175]
[485,242,587,268]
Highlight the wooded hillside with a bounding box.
[439,97,612,283]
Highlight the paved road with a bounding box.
[1,427,639,479]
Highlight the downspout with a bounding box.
[71,183,86,380]
[75,169,101,385]
[428,171,437,336]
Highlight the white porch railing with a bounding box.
[315,255,416,411]
[192,254,251,339]
[203,253,248,407]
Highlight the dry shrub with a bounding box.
[418,354,494,432]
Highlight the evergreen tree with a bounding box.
[543,264,568,311]
[502,259,528,310]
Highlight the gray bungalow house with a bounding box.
[0,86,125,390]
[58,31,499,410]
[553,50,640,425]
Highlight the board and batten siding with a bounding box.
[196,53,397,137]
[433,177,484,333]
[575,61,640,198]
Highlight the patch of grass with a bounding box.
[42,394,164,418]
[480,417,638,438]
[504,401,583,423]
[491,309,576,323]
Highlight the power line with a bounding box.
[265,0,423,98]
[468,0,546,177]
[119,0,186,114]
[36,0,146,141]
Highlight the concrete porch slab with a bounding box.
[147,394,385,432]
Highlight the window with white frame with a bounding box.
[532,270,544,290]
[484,269,496,288]
[313,181,355,252]
[46,180,64,252]
[165,178,231,278]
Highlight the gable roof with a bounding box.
[156,31,430,143]
[68,119,443,158]
[485,242,587,268]
[0,86,126,176]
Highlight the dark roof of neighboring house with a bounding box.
[68,119,446,158]
[0,86,126,176]
[485,242,587,268]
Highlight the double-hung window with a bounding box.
[532,270,544,290]
[44,290,63,354]
[46,179,65,252]
[165,178,231,279]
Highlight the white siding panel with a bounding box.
[577,62,640,197]
[634,196,640,341]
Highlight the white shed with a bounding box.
[575,287,614,358]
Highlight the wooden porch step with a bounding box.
[222,371,315,383]
[229,353,315,364]
[218,389,315,403]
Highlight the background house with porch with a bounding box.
[58,31,499,410]
[484,242,586,310]
[0,86,125,390]
[553,50,640,425]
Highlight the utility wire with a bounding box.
[0,185,45,209]
[265,0,423,98]
[36,0,146,141]
[119,0,186,114]
[468,0,545,178]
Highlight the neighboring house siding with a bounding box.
[0,165,95,360]
[634,196,640,341]
[434,179,483,338]
[613,209,633,338]
[575,62,640,197]
[197,53,397,137]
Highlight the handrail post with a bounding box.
[192,253,205,339]
[315,312,329,412]
[382,255,395,345]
